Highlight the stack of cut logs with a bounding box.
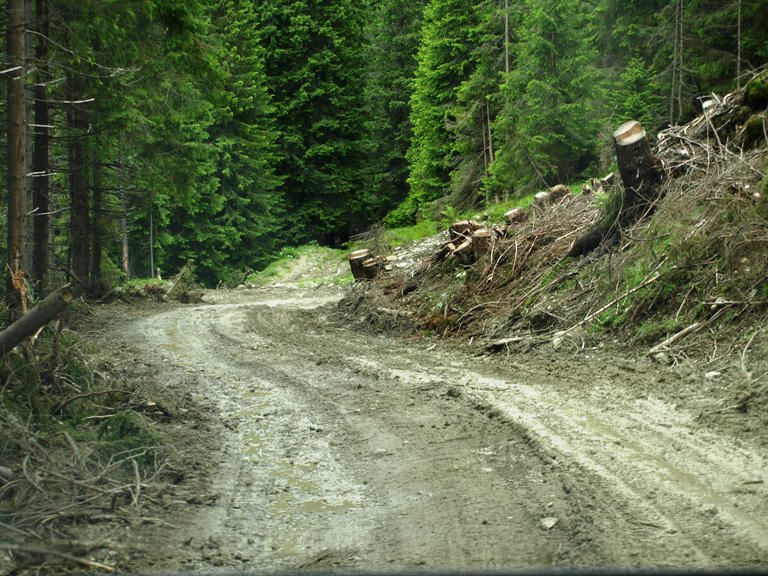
[436,183,577,266]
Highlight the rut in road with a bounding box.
[126,292,768,570]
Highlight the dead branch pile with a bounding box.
[362,70,768,356]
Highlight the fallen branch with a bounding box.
[648,322,705,355]
[555,271,662,341]
[0,285,72,356]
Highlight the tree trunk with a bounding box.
[613,120,666,227]
[32,0,50,289]
[568,121,665,258]
[120,191,130,280]
[0,285,72,356]
[22,0,35,279]
[348,249,371,281]
[90,141,102,282]
[67,72,90,290]
[6,0,27,319]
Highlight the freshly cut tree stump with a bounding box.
[349,249,371,280]
[362,257,380,279]
[504,208,526,225]
[612,120,666,225]
[471,228,493,261]
[568,120,666,257]
[0,285,72,356]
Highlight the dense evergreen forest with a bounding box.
[2,0,767,302]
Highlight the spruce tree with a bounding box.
[255,0,372,245]
[392,0,480,225]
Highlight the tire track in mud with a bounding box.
[125,291,768,570]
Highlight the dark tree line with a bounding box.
[3,0,767,314]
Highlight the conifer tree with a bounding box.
[255,0,372,245]
[392,0,480,225]
[366,0,426,220]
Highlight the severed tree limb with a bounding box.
[648,322,705,355]
[0,284,72,356]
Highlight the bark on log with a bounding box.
[471,228,493,261]
[453,238,474,265]
[362,257,380,279]
[449,220,480,242]
[568,121,666,258]
[0,285,72,356]
[349,249,371,281]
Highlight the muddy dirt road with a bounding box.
[94,287,768,572]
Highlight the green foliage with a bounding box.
[366,0,427,220]
[402,0,481,222]
[505,0,602,185]
[254,0,373,245]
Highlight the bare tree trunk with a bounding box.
[22,0,35,279]
[6,0,27,319]
[120,190,130,280]
[504,0,510,75]
[736,0,742,90]
[149,205,155,279]
[66,72,90,290]
[669,0,684,124]
[90,141,102,282]
[32,0,50,289]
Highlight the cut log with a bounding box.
[449,220,480,242]
[0,285,72,356]
[471,228,493,261]
[348,249,371,281]
[453,238,475,265]
[504,208,526,225]
[549,184,570,203]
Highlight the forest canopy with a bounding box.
[2,0,767,297]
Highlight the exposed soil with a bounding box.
[69,279,768,573]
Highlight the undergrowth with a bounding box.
[0,322,164,560]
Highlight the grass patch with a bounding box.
[248,242,352,286]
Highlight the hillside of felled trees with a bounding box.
[2,0,767,309]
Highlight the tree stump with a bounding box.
[568,120,666,258]
[471,228,493,261]
[349,249,371,281]
[362,257,380,279]
[453,238,474,265]
[533,191,550,208]
[504,208,526,225]
[613,120,666,226]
